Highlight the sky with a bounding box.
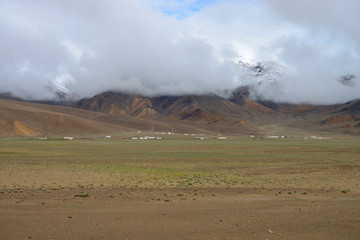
[0,0,359,104]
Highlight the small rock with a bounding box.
[67,216,72,219]
[267,229,273,234]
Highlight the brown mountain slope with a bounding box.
[340,100,360,113]
[317,100,360,134]
[242,99,275,115]
[75,92,248,119]
[273,99,360,135]
[0,99,227,137]
[75,92,265,135]
[323,114,353,126]
[2,93,359,137]
[74,91,360,136]
[0,100,121,136]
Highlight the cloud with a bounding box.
[255,0,360,104]
[0,0,239,100]
[0,0,359,104]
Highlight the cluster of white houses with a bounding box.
[131,136,162,140]
[195,136,208,140]
[37,134,331,141]
[63,136,111,141]
[38,132,229,141]
[249,135,286,139]
[266,135,286,139]
[194,136,227,140]
[248,135,331,140]
[131,135,227,140]
[304,136,331,140]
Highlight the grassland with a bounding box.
[1,136,359,192]
[1,135,360,239]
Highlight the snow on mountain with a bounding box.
[234,60,291,101]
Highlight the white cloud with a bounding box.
[0,0,359,104]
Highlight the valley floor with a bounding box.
[0,137,359,239]
[0,188,359,240]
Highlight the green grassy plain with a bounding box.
[1,136,359,192]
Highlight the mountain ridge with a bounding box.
[0,90,359,137]
[74,91,360,135]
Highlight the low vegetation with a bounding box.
[0,136,359,193]
[74,193,89,198]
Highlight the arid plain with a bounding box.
[1,136,359,239]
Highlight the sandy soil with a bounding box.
[1,188,359,240]
[1,137,359,239]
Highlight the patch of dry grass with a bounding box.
[0,137,359,192]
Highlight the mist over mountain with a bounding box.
[1,88,360,137]
[0,0,359,104]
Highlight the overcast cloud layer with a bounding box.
[0,0,359,104]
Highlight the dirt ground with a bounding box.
[1,137,360,239]
[1,187,359,240]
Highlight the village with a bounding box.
[35,132,334,142]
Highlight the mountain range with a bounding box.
[1,89,359,137]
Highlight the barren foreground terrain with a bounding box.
[1,136,359,239]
